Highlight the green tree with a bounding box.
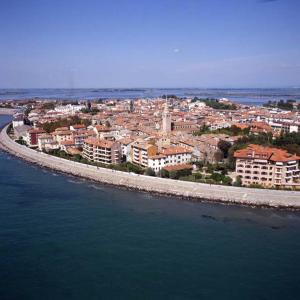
[145,168,156,176]
[233,176,242,187]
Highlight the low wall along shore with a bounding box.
[0,108,18,115]
[1,124,300,209]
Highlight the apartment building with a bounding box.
[131,141,158,168]
[26,128,46,147]
[234,144,300,187]
[37,134,55,151]
[52,128,73,145]
[83,138,121,165]
[72,130,95,148]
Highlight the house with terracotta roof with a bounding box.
[52,129,73,145]
[250,122,273,135]
[234,144,300,187]
[147,146,193,173]
[60,140,76,151]
[70,124,86,132]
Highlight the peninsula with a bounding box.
[1,96,300,209]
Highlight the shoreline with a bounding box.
[0,108,18,115]
[1,124,300,209]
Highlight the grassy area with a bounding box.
[193,125,249,136]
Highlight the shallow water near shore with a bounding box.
[1,115,300,299]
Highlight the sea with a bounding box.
[1,88,300,105]
[0,115,300,299]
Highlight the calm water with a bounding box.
[0,115,300,299]
[1,88,300,105]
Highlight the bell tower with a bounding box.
[162,98,171,133]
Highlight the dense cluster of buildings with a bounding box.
[10,96,300,188]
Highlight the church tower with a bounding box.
[162,99,171,133]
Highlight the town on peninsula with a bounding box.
[1,95,300,195]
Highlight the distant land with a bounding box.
[1,88,300,106]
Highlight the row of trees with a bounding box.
[40,116,91,133]
[192,97,237,110]
[263,99,299,111]
[193,124,250,136]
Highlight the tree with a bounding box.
[194,161,204,170]
[160,168,169,178]
[41,102,55,110]
[233,176,242,187]
[210,172,223,182]
[126,162,143,174]
[218,140,232,158]
[222,176,232,185]
[194,172,202,180]
[87,101,92,110]
[213,150,224,163]
[145,168,155,176]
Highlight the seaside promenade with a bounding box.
[1,124,300,209]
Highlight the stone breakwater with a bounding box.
[0,108,18,115]
[1,124,300,209]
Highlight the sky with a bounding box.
[0,0,299,88]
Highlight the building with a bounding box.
[119,137,134,161]
[70,124,86,132]
[72,130,95,148]
[83,138,121,165]
[54,104,85,115]
[52,128,73,145]
[26,129,46,147]
[131,141,158,167]
[148,147,193,173]
[172,121,198,132]
[162,103,171,133]
[12,115,24,128]
[234,144,300,187]
[37,134,55,151]
[14,124,31,140]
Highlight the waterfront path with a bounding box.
[1,124,300,208]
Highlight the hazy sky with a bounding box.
[0,0,299,88]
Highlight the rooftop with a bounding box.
[234,144,300,162]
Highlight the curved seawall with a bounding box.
[1,124,300,209]
[0,108,18,115]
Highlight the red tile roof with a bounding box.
[163,164,193,172]
[162,147,193,155]
[84,138,117,148]
[234,144,300,162]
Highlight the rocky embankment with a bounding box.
[1,124,300,209]
[0,108,18,115]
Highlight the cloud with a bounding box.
[173,48,180,53]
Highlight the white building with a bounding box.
[12,115,24,128]
[55,104,85,115]
[148,147,193,173]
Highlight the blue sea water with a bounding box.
[0,88,300,105]
[0,115,300,299]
